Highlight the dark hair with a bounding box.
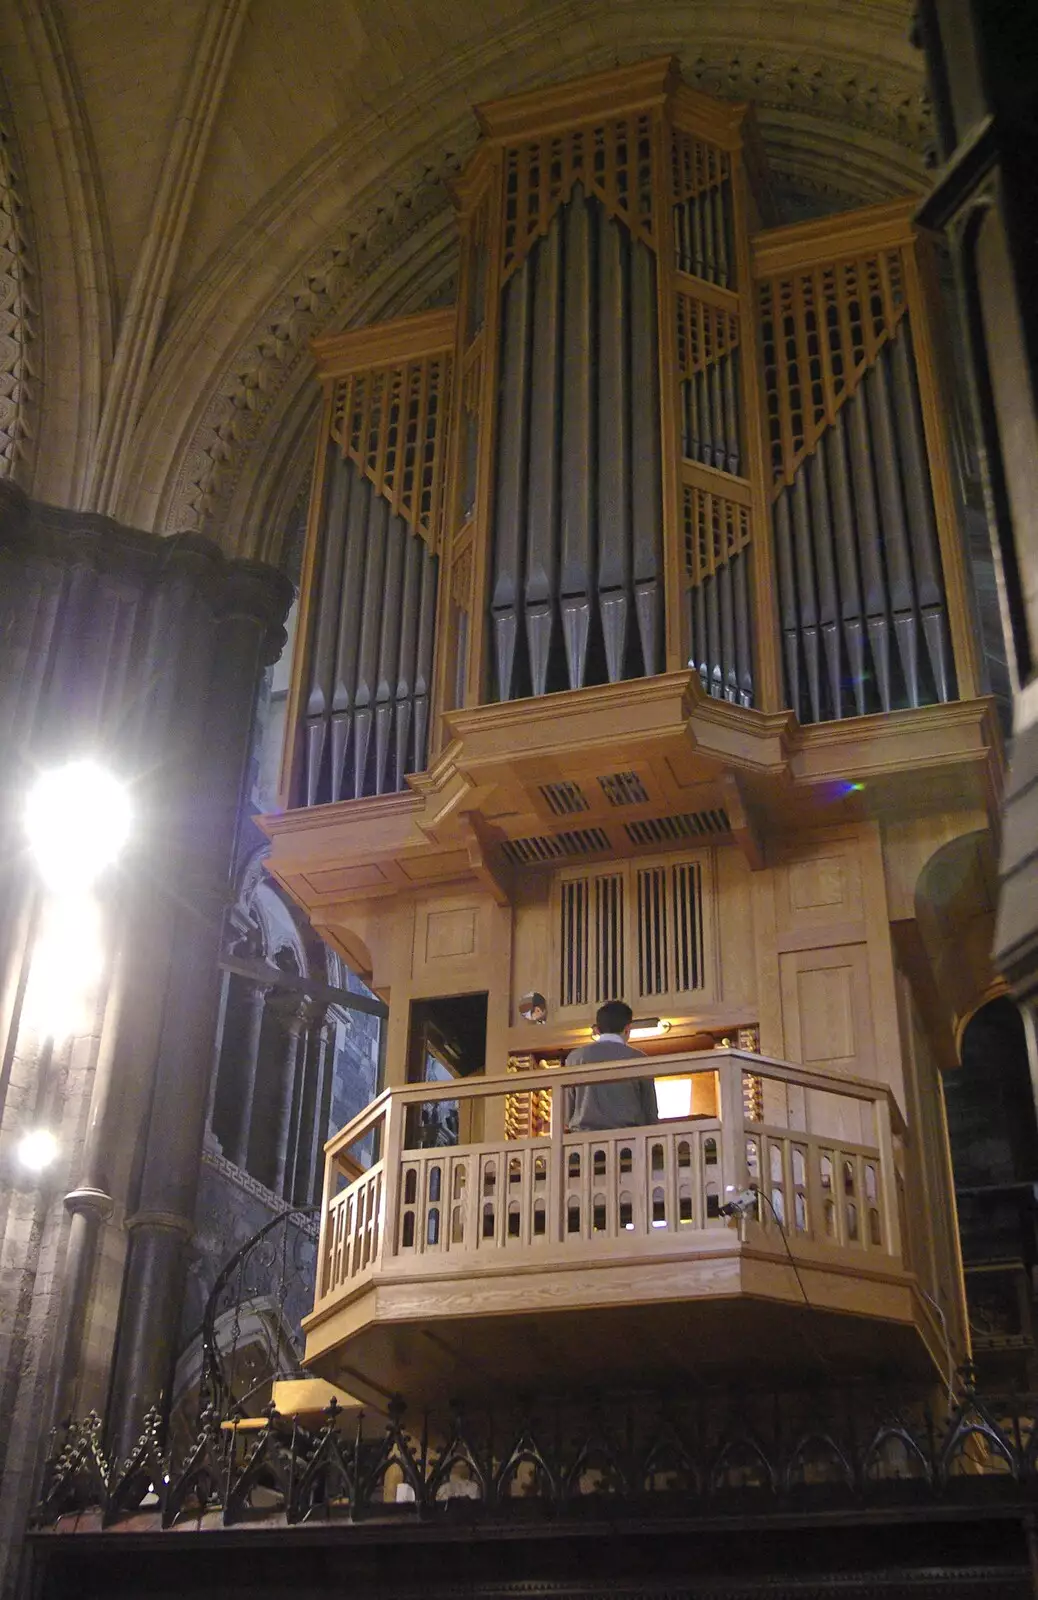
[596,1000,633,1035]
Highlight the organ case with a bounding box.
[280,60,983,813]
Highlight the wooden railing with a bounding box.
[313,1051,906,1308]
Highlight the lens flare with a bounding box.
[22,892,104,1040]
[17,1128,59,1173]
[25,760,131,892]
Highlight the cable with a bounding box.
[919,1287,956,1416]
[753,1184,834,1375]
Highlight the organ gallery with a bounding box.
[258,59,1001,1402]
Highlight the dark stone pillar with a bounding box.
[216,976,272,1170]
[105,562,291,1461]
[268,995,309,1198]
[290,1006,333,1205]
[0,487,290,1581]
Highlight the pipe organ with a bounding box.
[264,59,1003,1403]
[756,234,958,723]
[285,58,979,811]
[301,320,451,805]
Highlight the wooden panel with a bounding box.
[425,907,477,962]
[775,835,864,937]
[715,842,756,1012]
[779,944,873,1076]
[510,872,552,1023]
[799,965,855,1060]
[412,894,488,981]
[399,850,472,883]
[303,863,392,895]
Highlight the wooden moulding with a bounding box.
[263,683,1004,918]
[749,198,919,279]
[669,81,750,152]
[474,56,682,144]
[311,308,457,382]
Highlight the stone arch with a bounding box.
[914,829,1003,1045]
[0,4,112,509]
[111,4,930,565]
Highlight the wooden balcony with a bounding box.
[303,1051,948,1406]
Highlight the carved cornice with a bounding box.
[0,84,35,487]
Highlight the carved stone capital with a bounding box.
[63,1186,114,1222]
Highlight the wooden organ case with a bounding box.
[264,60,1003,1406]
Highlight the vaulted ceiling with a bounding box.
[0,0,930,569]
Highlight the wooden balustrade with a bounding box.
[310,1050,906,1315]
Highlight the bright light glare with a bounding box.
[18,1128,59,1173]
[22,892,104,1040]
[629,1018,671,1041]
[25,760,131,892]
[654,1076,692,1119]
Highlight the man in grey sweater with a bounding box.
[565,1000,659,1131]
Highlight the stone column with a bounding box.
[105,561,291,1462]
[290,1006,333,1205]
[268,995,309,1199]
[217,976,272,1170]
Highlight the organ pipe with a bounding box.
[560,188,594,692]
[490,189,663,700]
[287,69,977,807]
[771,326,955,724]
[304,454,438,803]
[687,550,754,710]
[673,182,734,289]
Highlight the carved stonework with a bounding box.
[163,152,466,541]
[0,95,35,485]
[683,47,930,153]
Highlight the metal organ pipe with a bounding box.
[630,238,663,680]
[490,254,531,700]
[331,467,370,794]
[824,424,868,716]
[597,212,632,685]
[560,188,594,692]
[889,326,952,701]
[674,201,747,732]
[525,218,562,696]
[352,492,387,797]
[304,446,349,805]
[413,544,437,785]
[771,325,956,724]
[672,183,731,289]
[304,455,438,802]
[490,188,663,700]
